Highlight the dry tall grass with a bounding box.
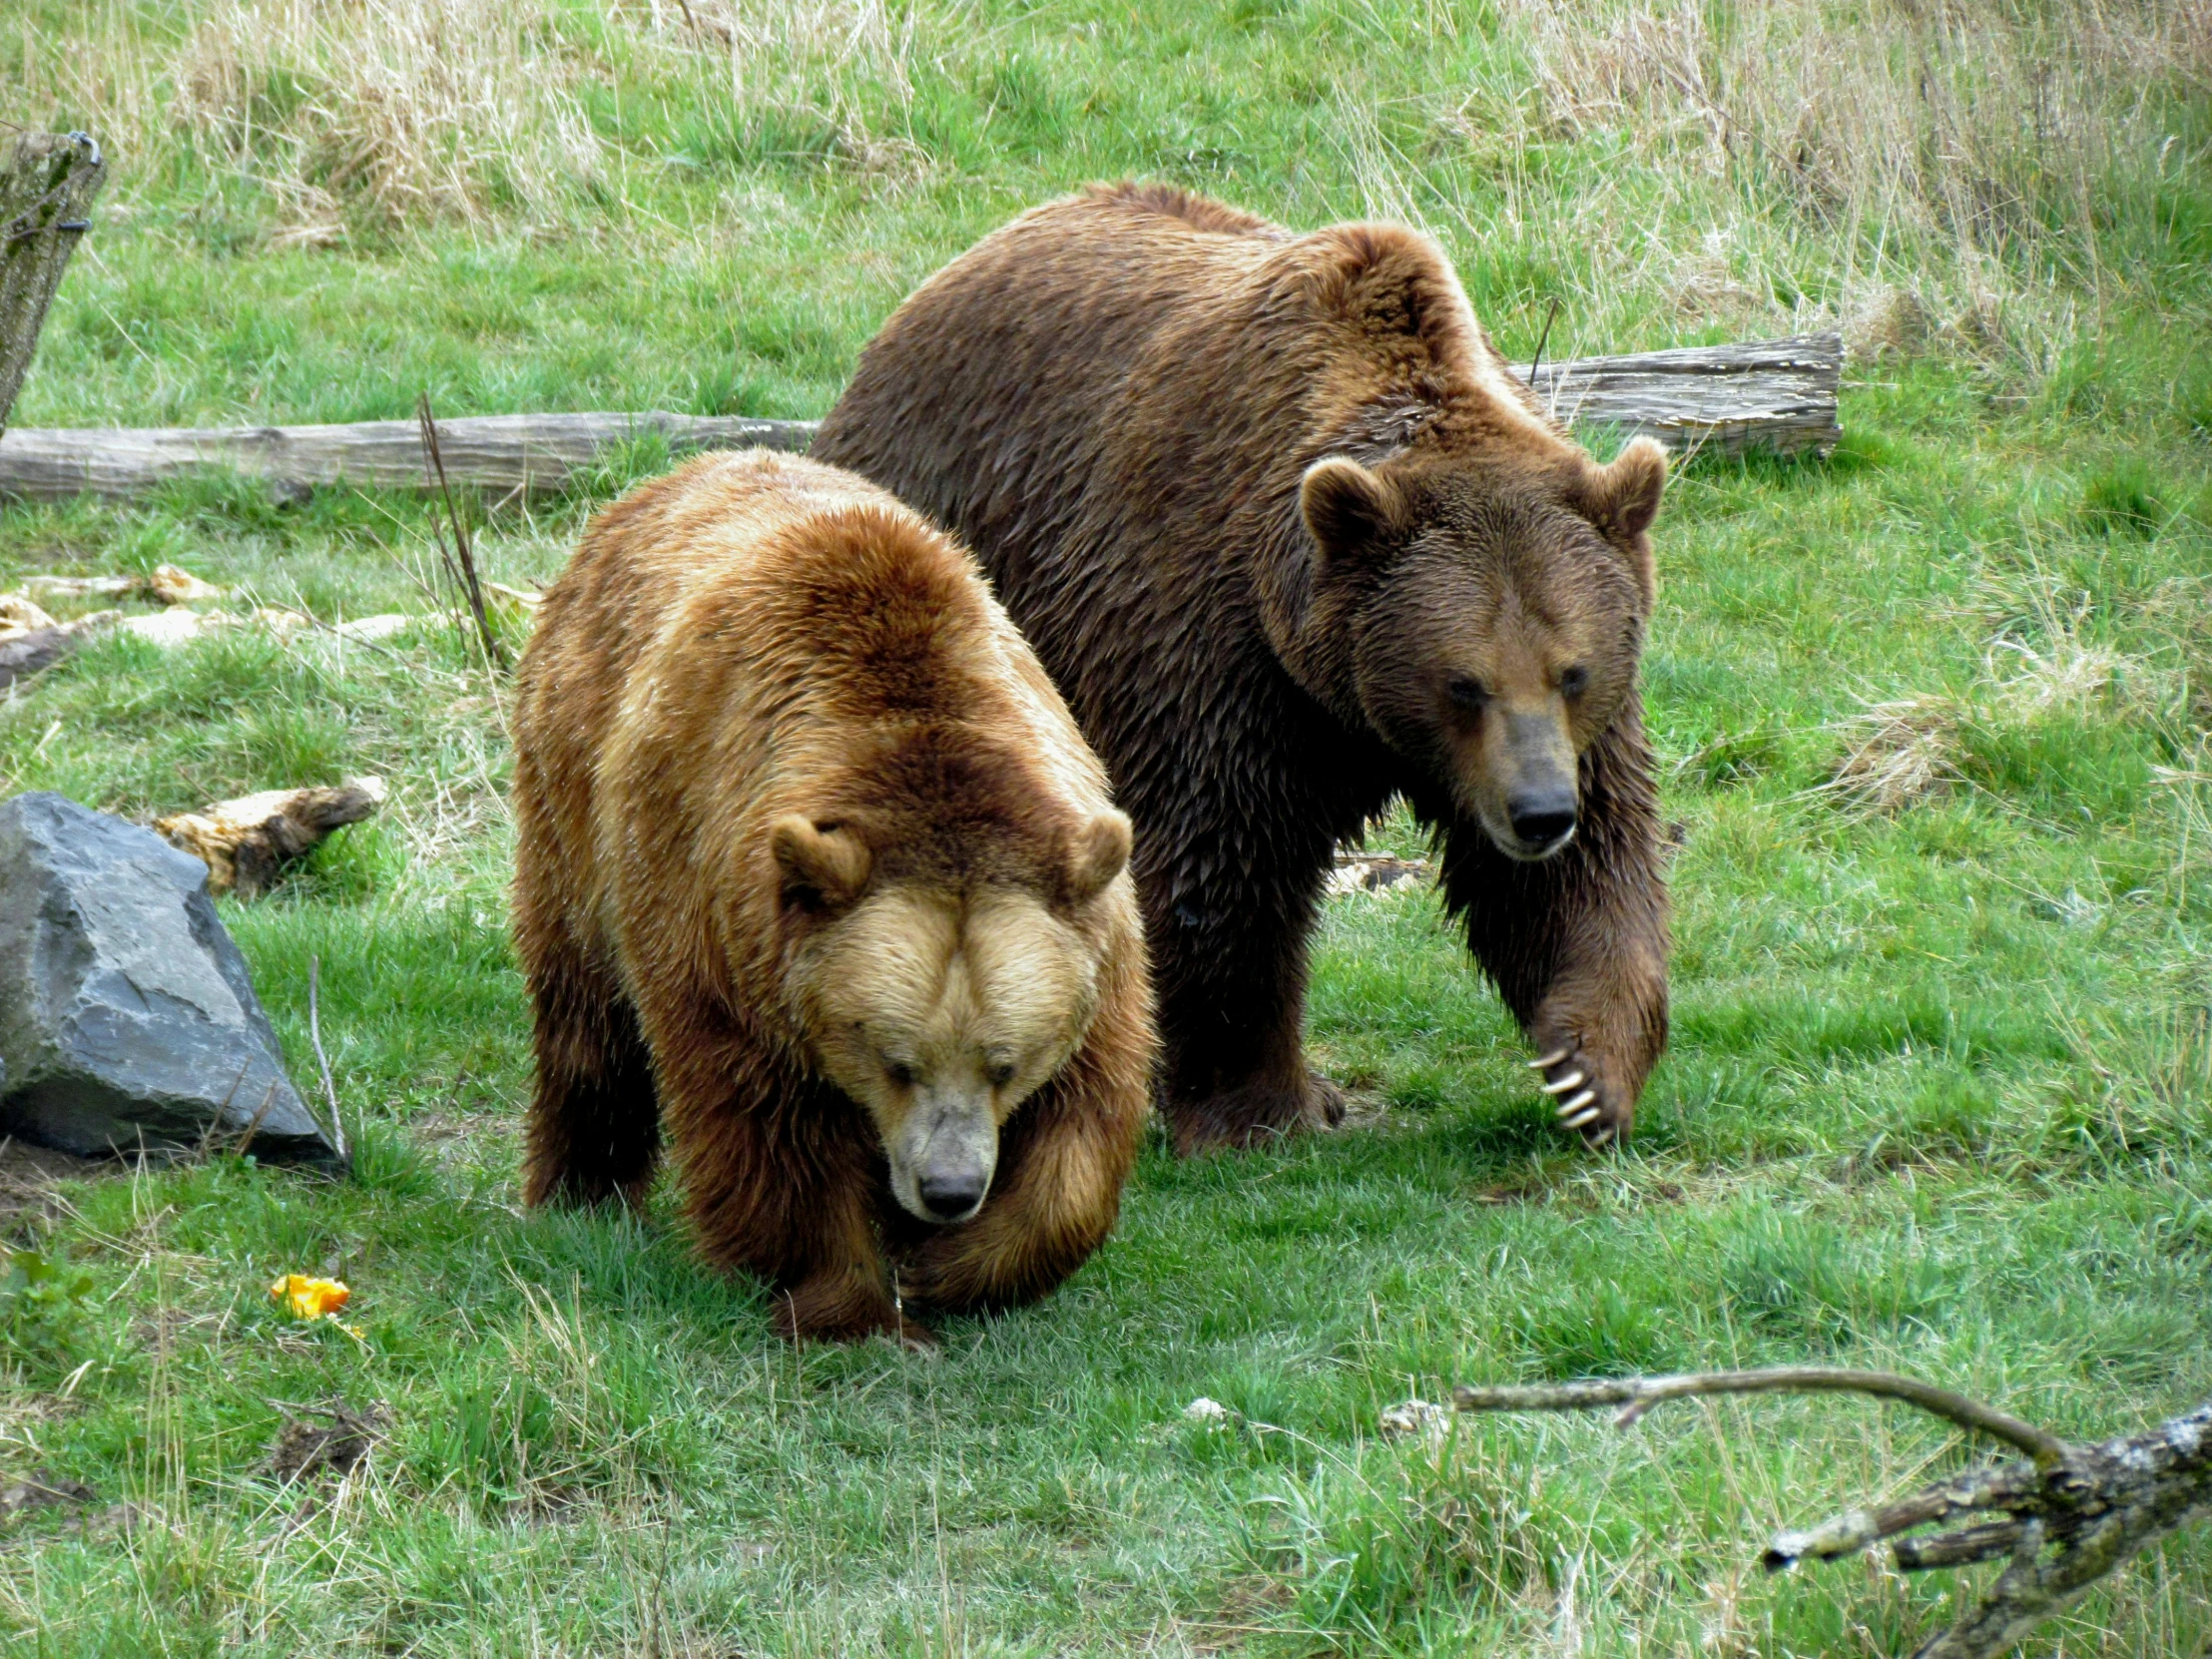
[1391,0,2208,357]
[12,0,2203,333]
[12,0,940,238]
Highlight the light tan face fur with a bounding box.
[790,884,1105,1224]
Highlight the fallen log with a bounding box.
[1,133,107,438]
[0,334,1841,504]
[1528,333,1843,457]
[0,411,816,504]
[1453,1368,2212,1659]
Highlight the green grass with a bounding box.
[4,0,2211,1653]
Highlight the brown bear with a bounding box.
[814,184,1670,1151]
[509,449,1155,1345]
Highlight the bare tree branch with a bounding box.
[1451,1369,2070,1466]
[1453,1369,2212,1659]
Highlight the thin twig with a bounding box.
[307,954,347,1165]
[1452,1367,2071,1468]
[1527,294,1562,384]
[230,1082,280,1160]
[415,392,510,673]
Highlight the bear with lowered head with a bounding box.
[815,184,1670,1151]
[509,450,1155,1345]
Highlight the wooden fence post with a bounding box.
[0,131,107,439]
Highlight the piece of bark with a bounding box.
[1453,1368,2212,1659]
[1,133,106,439]
[22,564,222,605]
[156,778,387,898]
[0,611,120,691]
[0,334,1843,503]
[0,593,59,633]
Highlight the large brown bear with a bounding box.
[815,184,1670,1151]
[509,450,1154,1345]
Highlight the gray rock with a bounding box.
[0,792,336,1162]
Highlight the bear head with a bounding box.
[1298,436,1666,860]
[769,803,1132,1224]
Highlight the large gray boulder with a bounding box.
[0,792,336,1161]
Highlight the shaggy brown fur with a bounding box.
[815,184,1670,1149]
[509,450,1154,1345]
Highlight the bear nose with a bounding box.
[917,1169,987,1220]
[1506,790,1577,849]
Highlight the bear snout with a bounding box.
[893,1099,1000,1224]
[917,1165,990,1222]
[1505,787,1578,856]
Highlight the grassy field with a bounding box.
[4,0,2211,1653]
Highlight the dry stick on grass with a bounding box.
[306,955,347,1166]
[1452,1369,2212,1659]
[415,393,510,674]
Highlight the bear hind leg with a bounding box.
[522,949,661,1211]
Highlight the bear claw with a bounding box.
[1538,1070,1587,1095]
[1554,1088,1596,1117]
[1529,1047,1572,1070]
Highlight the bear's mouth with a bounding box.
[1472,800,1579,863]
[1498,820,1577,861]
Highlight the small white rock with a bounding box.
[1183,1396,1230,1423]
[121,609,221,647]
[328,613,416,644]
[1379,1398,1452,1441]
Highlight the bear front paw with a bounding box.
[773,1273,938,1349]
[1528,1042,1630,1146]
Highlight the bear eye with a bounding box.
[1446,675,1489,711]
[1559,665,1590,697]
[884,1060,917,1088]
[985,1058,1017,1089]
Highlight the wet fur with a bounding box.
[815,184,1668,1149]
[509,450,1155,1342]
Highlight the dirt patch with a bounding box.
[270,1400,391,1483]
[0,1137,128,1232]
[0,1467,133,1538]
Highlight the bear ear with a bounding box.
[1301,457,1411,568]
[1579,437,1668,541]
[1576,437,1667,607]
[770,816,872,910]
[1063,811,1132,905]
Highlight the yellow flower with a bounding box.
[270,1274,351,1320]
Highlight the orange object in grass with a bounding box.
[270,1274,351,1320]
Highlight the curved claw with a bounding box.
[1564,1105,1603,1130]
[1553,1088,1597,1118]
[1538,1070,1587,1096]
[1527,1047,1572,1071]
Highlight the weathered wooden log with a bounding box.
[0,411,816,503]
[1,133,107,438]
[0,334,1841,503]
[1527,332,1843,456]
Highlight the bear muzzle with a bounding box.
[890,1093,1000,1224]
[1505,786,1578,857]
[1464,707,1582,862]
